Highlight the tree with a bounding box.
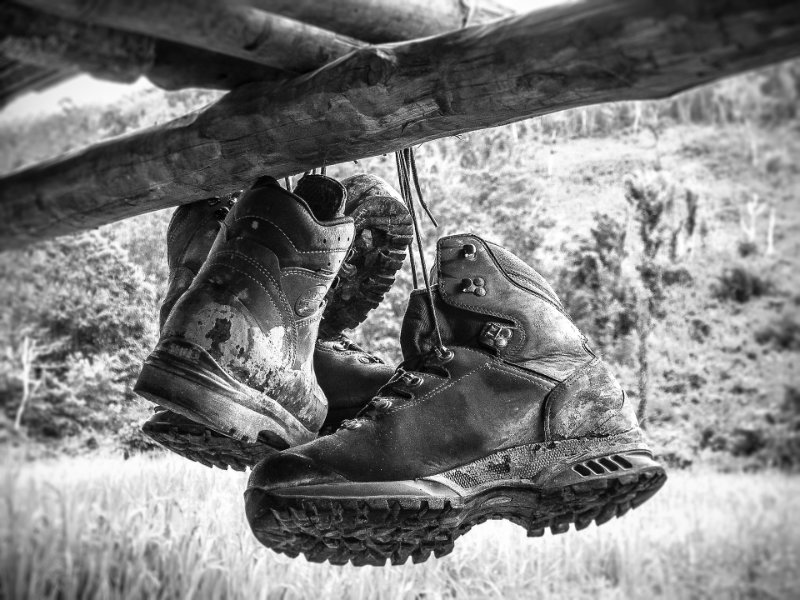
[0,230,158,438]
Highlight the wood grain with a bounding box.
[15,0,365,73]
[247,0,511,42]
[1,2,291,91]
[1,0,799,249]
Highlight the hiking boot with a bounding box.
[245,233,667,566]
[135,175,354,451]
[143,336,395,470]
[314,335,394,435]
[143,335,394,470]
[158,194,237,330]
[320,174,413,337]
[140,175,403,469]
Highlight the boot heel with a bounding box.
[135,340,316,449]
[527,450,666,535]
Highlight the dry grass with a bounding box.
[1,454,798,600]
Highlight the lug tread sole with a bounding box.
[142,414,271,471]
[247,467,666,567]
[321,198,412,336]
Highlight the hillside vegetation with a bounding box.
[3,455,799,600]
[0,60,798,468]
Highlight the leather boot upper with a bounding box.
[159,197,233,329]
[160,176,354,431]
[251,233,640,487]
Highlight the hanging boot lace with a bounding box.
[340,147,454,431]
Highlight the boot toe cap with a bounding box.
[248,450,348,492]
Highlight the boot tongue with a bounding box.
[400,289,449,360]
[293,175,346,221]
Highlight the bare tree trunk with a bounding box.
[766,207,776,256]
[636,299,651,429]
[14,337,39,431]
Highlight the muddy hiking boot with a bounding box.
[139,174,406,470]
[320,174,413,337]
[245,233,667,566]
[158,194,238,331]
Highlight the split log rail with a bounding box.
[1,0,799,250]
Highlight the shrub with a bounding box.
[712,265,773,303]
[737,239,759,258]
[557,213,638,356]
[755,311,800,350]
[0,231,158,440]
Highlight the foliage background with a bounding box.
[0,59,798,470]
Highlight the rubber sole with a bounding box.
[245,441,667,566]
[134,339,317,450]
[320,196,412,337]
[142,410,274,471]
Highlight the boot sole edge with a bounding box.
[142,411,274,470]
[245,437,666,566]
[321,197,412,336]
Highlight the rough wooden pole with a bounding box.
[2,0,510,100]
[15,0,365,73]
[0,57,72,108]
[1,0,800,249]
[1,2,154,84]
[247,0,511,42]
[1,3,289,92]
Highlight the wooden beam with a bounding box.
[15,0,365,73]
[1,0,799,249]
[247,0,512,42]
[1,3,290,92]
[1,2,154,84]
[147,40,289,92]
[0,55,73,108]
[0,0,509,97]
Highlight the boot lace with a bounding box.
[395,148,452,362]
[338,350,453,430]
[340,147,452,432]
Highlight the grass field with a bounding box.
[1,454,798,600]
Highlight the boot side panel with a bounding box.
[162,281,292,388]
[544,359,638,441]
[298,350,556,482]
[160,266,196,330]
[160,204,225,328]
[485,241,563,309]
[161,280,326,430]
[436,234,590,380]
[166,241,300,381]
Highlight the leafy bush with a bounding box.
[733,387,800,470]
[713,265,774,303]
[0,232,158,440]
[557,213,638,356]
[755,310,800,350]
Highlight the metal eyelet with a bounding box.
[373,398,393,411]
[434,347,455,363]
